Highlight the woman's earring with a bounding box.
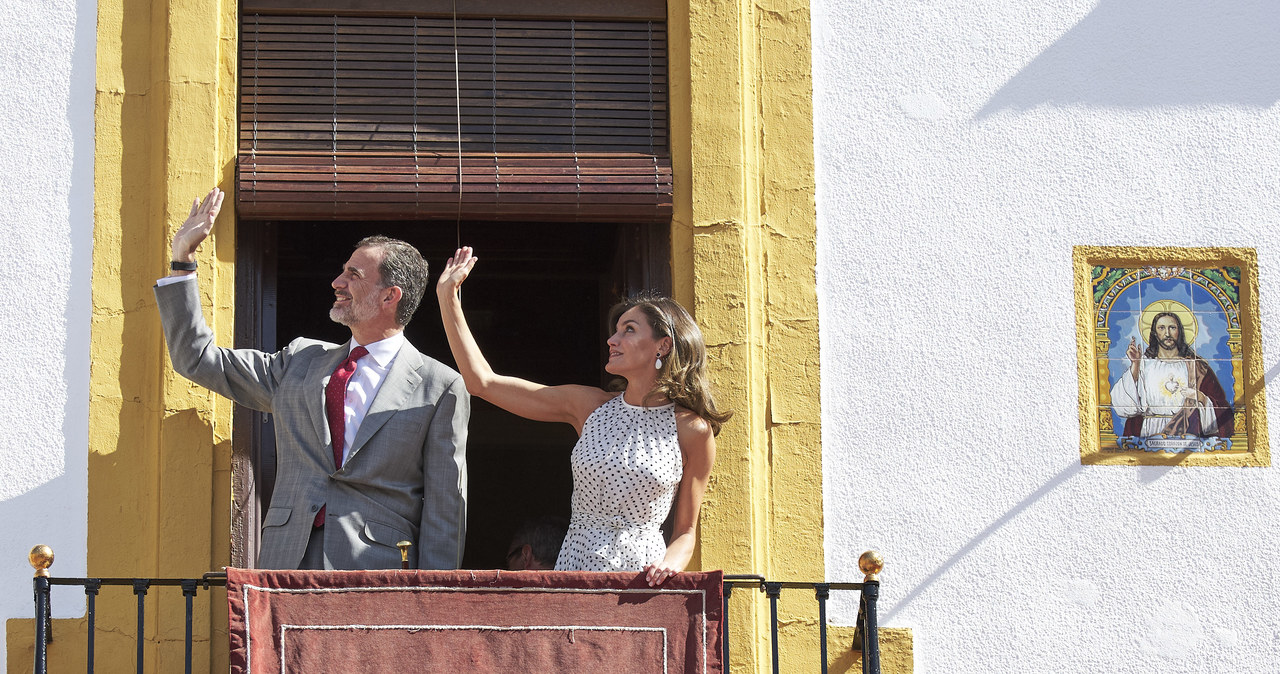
[655,353,663,370]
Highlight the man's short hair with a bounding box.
[357,236,428,327]
[509,515,570,569]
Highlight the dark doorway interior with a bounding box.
[235,219,669,569]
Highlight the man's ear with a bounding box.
[384,285,403,307]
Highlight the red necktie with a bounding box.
[315,345,368,527]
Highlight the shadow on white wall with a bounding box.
[882,463,1084,623]
[977,0,1280,118]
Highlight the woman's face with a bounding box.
[605,306,668,376]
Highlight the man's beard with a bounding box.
[1160,336,1178,349]
[329,292,379,326]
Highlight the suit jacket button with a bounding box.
[310,505,319,512]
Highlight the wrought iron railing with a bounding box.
[27,544,883,674]
[28,545,225,674]
[724,549,882,674]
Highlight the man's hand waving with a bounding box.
[171,187,225,266]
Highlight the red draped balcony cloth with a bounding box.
[227,568,723,673]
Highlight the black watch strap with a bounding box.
[170,260,198,271]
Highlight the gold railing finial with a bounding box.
[397,541,412,570]
[858,550,883,582]
[29,545,54,578]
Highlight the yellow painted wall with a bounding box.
[8,0,915,671]
[675,0,825,666]
[7,0,238,669]
[673,0,910,669]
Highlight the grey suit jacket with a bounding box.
[155,279,468,570]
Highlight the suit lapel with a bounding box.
[347,341,424,460]
[306,342,351,451]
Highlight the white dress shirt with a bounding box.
[331,333,404,465]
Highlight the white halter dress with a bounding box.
[555,394,683,571]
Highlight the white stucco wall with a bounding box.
[0,0,93,665]
[815,1,1280,672]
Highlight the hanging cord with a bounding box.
[452,0,463,247]
[413,16,420,218]
[571,19,580,217]
[250,15,259,196]
[648,21,659,208]
[491,19,499,216]
[331,15,339,217]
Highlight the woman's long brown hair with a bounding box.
[609,293,733,435]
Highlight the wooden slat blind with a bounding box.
[238,13,671,222]
[240,0,666,21]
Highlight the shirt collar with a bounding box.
[350,332,405,368]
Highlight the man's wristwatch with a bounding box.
[170,260,198,271]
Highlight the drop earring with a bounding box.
[655,353,663,370]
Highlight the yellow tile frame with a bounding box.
[1074,246,1269,466]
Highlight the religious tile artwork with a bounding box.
[1077,248,1267,466]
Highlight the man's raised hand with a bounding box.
[171,188,225,263]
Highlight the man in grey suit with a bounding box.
[155,187,468,570]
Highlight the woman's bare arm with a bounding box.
[644,410,716,586]
[436,247,609,431]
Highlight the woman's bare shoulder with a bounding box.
[560,385,616,422]
[673,406,713,438]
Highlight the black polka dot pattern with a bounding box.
[555,394,683,571]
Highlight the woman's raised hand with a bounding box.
[437,246,479,299]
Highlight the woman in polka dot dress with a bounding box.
[437,247,731,586]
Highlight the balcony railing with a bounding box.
[27,544,883,674]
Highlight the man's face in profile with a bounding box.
[330,245,386,327]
